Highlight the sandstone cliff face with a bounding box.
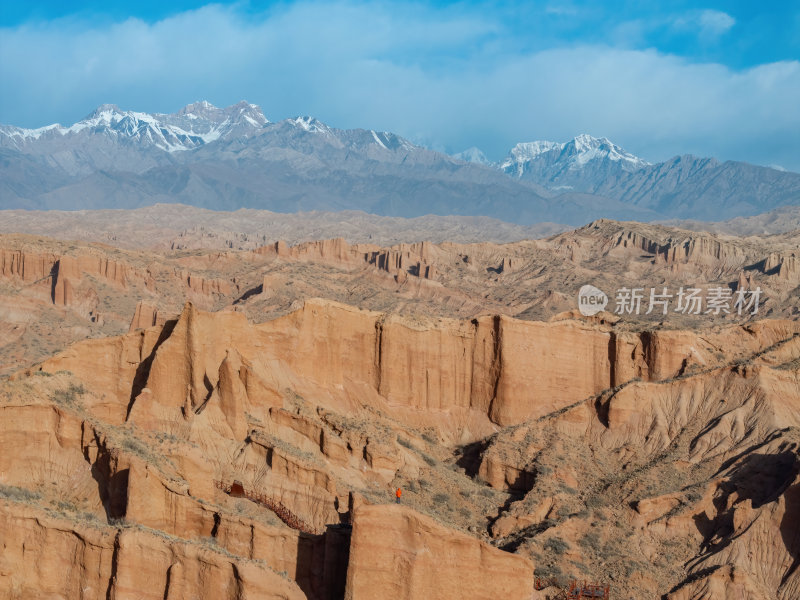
[344,505,534,600]
[591,220,753,268]
[181,268,233,295]
[37,300,800,437]
[258,301,800,429]
[0,238,230,326]
[56,254,132,287]
[129,300,165,332]
[0,501,306,600]
[256,238,375,264]
[0,248,58,282]
[0,373,348,600]
[254,238,440,282]
[764,251,800,282]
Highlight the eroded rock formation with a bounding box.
[344,504,534,599]
[1,224,798,599]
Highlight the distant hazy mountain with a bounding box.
[2,102,799,225]
[497,134,800,221]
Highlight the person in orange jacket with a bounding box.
[395,487,402,504]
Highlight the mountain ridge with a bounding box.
[2,101,799,224]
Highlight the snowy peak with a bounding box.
[291,116,334,135]
[453,147,491,166]
[177,100,268,127]
[498,141,561,175]
[510,140,562,161]
[501,134,649,177]
[366,129,416,152]
[177,100,217,116]
[280,117,419,155]
[84,104,122,119]
[0,101,269,153]
[563,134,647,168]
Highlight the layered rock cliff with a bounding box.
[344,505,534,599]
[36,300,800,436]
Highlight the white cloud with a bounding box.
[698,9,736,37]
[0,2,797,170]
[672,9,736,41]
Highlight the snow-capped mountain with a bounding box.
[492,133,800,220]
[500,134,649,185]
[2,104,799,224]
[0,101,430,178]
[0,101,268,159]
[1,102,566,222]
[0,101,427,162]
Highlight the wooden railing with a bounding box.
[566,581,610,600]
[535,577,610,599]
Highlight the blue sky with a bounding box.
[1,1,799,169]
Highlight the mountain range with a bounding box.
[2,101,799,225]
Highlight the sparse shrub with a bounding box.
[77,511,98,523]
[534,564,568,587]
[544,536,569,555]
[55,499,78,513]
[579,531,601,551]
[585,494,606,508]
[421,431,439,445]
[51,383,86,406]
[0,484,41,503]
[533,566,549,578]
[397,437,414,449]
[622,560,639,577]
[34,370,52,377]
[121,435,151,459]
[420,453,437,467]
[432,493,449,505]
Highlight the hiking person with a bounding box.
[395,487,402,503]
